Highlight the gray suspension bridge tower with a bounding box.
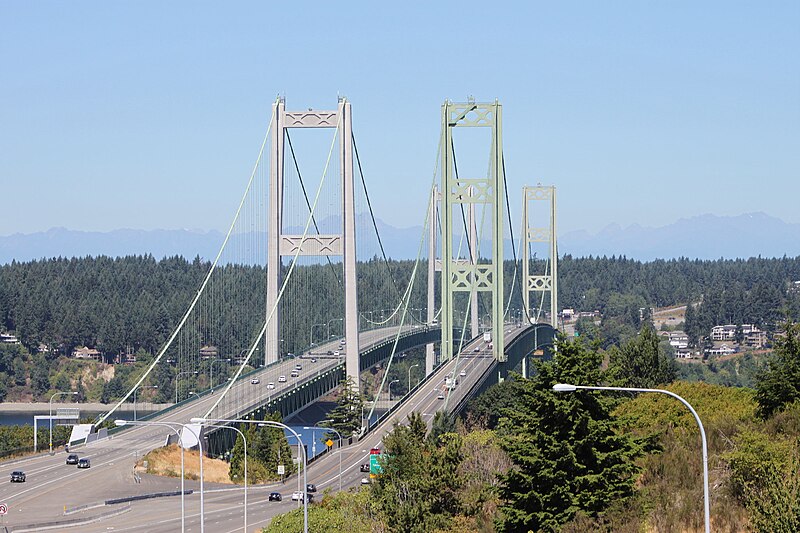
[522,185,558,328]
[440,100,506,365]
[266,97,361,387]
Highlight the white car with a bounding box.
[267,382,275,389]
[250,378,260,385]
[360,477,370,485]
[278,375,287,383]
[459,370,466,377]
[291,490,303,501]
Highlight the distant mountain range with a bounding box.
[1,212,797,264]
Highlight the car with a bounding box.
[77,458,91,469]
[459,370,466,377]
[306,483,317,493]
[250,378,260,385]
[310,358,317,363]
[326,350,333,355]
[10,471,25,483]
[473,346,480,352]
[267,382,275,389]
[294,363,302,370]
[290,370,299,378]
[361,477,371,485]
[291,491,313,503]
[370,447,380,455]
[333,351,341,356]
[360,463,370,472]
[268,492,282,502]
[66,454,79,465]
[278,375,287,383]
[437,392,445,400]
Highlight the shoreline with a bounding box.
[0,402,173,413]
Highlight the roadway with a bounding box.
[0,323,526,531]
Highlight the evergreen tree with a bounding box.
[495,337,642,532]
[755,322,800,418]
[609,324,677,388]
[326,376,364,437]
[372,412,463,533]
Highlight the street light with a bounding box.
[310,323,325,346]
[115,419,203,533]
[205,423,248,533]
[175,371,198,404]
[49,391,78,454]
[133,385,158,421]
[553,383,710,533]
[328,317,344,338]
[304,421,343,491]
[209,358,230,391]
[407,364,419,393]
[389,379,400,402]
[191,417,308,533]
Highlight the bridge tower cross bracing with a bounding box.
[522,185,558,329]
[441,100,505,363]
[266,97,361,388]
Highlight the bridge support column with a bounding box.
[426,186,438,376]
[266,98,360,387]
[522,185,558,328]
[441,100,505,364]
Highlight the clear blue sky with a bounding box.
[1,1,798,236]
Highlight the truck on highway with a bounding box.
[483,331,492,343]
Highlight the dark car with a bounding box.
[77,458,91,469]
[360,463,370,472]
[306,483,317,493]
[10,471,25,482]
[268,492,282,502]
[66,454,79,465]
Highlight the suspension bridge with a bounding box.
[0,97,562,531]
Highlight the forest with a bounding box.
[0,254,799,403]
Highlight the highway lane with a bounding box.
[1,323,525,530]
[78,324,530,533]
[0,324,422,528]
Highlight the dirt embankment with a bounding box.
[136,444,234,484]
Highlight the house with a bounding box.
[711,325,737,341]
[705,344,736,357]
[72,346,102,361]
[200,345,219,360]
[710,324,767,348]
[0,332,20,344]
[668,331,689,350]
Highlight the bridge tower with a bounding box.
[440,100,505,364]
[522,185,558,328]
[267,97,361,387]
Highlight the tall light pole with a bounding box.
[328,317,344,339]
[389,379,400,402]
[310,323,325,346]
[304,421,343,491]
[115,419,199,533]
[407,364,419,393]
[133,385,158,421]
[209,358,230,391]
[175,370,198,404]
[553,383,710,533]
[192,417,308,533]
[49,391,77,454]
[206,423,247,533]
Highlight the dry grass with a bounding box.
[136,444,233,484]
